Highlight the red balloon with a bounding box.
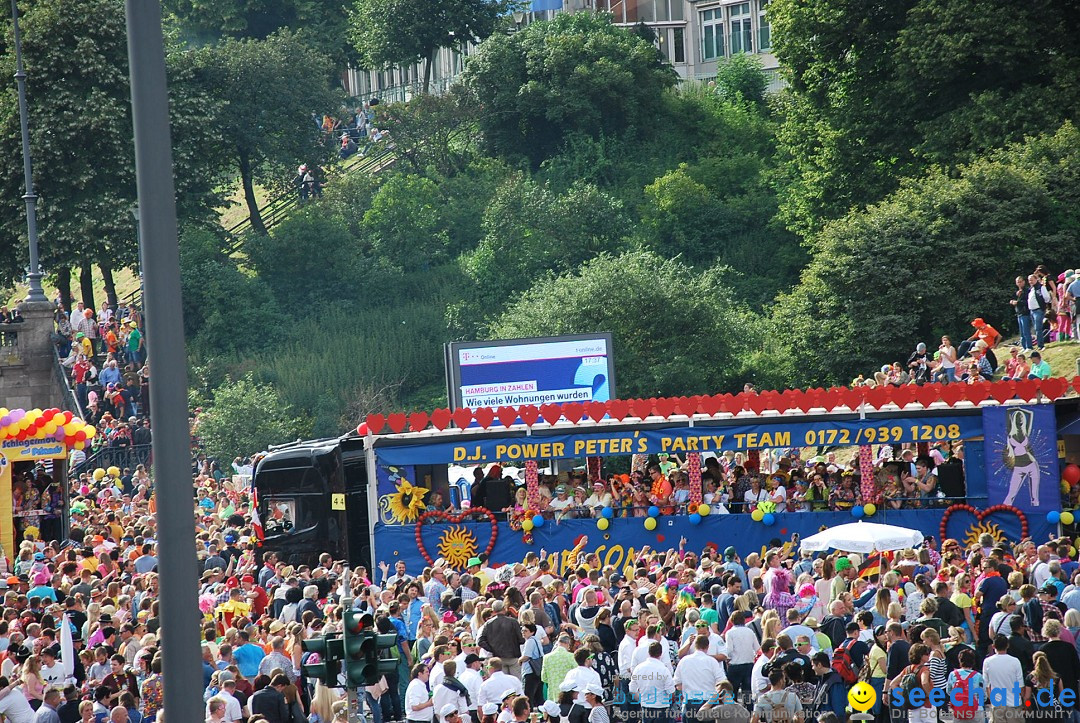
[63,411,73,424]
[74,430,87,442]
[1065,464,1080,485]
[356,422,369,435]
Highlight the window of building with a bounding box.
[672,27,685,63]
[730,2,753,55]
[701,8,723,61]
[758,0,771,51]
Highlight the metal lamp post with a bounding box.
[11,0,47,304]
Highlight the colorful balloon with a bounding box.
[647,506,660,518]
[1061,511,1075,526]
[644,517,657,531]
[522,518,534,532]
[1048,511,1061,524]
[762,513,776,526]
[1065,465,1080,485]
[531,514,544,528]
[597,518,609,531]
[689,513,702,525]
[864,504,877,517]
[751,509,764,522]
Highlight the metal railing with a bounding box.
[51,345,85,420]
[72,443,152,478]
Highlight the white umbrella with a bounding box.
[799,521,924,554]
[60,613,74,679]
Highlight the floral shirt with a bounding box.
[141,673,163,720]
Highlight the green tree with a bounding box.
[361,174,449,271]
[189,31,340,234]
[349,0,513,93]
[770,0,1080,239]
[773,123,1080,387]
[375,89,480,176]
[714,53,768,105]
[490,250,760,397]
[461,12,678,165]
[0,0,223,299]
[461,175,630,317]
[197,373,308,461]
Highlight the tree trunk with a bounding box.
[423,50,435,94]
[79,266,95,312]
[239,152,268,236]
[99,263,118,309]
[55,267,72,312]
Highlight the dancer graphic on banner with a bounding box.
[1003,408,1041,507]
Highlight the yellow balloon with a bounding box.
[74,441,85,450]
[864,504,877,517]
[43,423,57,435]
[698,503,710,516]
[644,517,657,531]
[93,469,106,481]
[1061,511,1075,526]
[522,518,534,532]
[597,518,609,531]
[84,426,96,439]
[108,466,121,477]
[751,509,764,522]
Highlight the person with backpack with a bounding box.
[831,622,869,687]
[750,670,802,723]
[809,654,845,720]
[885,643,932,723]
[945,649,985,723]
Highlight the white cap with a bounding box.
[440,705,459,718]
[559,680,578,692]
[501,689,518,700]
[481,703,499,716]
[542,701,562,717]
[584,684,605,699]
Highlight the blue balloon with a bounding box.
[648,506,660,518]
[601,507,614,519]
[689,513,702,525]
[852,505,865,519]
[762,513,776,526]
[532,514,545,528]
[1048,510,1061,524]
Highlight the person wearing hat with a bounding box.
[540,700,562,723]
[583,483,612,514]
[581,684,608,723]
[479,702,500,723]
[549,485,574,519]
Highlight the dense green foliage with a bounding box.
[196,374,306,461]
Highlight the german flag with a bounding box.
[859,551,893,579]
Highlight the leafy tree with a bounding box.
[770,0,1080,239]
[361,174,449,271]
[0,0,222,299]
[197,373,308,461]
[461,12,678,165]
[375,89,480,176]
[349,0,513,93]
[189,31,340,234]
[461,175,630,316]
[714,53,768,105]
[490,250,760,397]
[773,123,1080,387]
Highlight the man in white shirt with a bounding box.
[583,482,612,512]
[724,611,761,706]
[549,486,574,518]
[982,635,1024,723]
[406,665,435,723]
[631,625,672,672]
[478,658,522,708]
[1031,546,1053,590]
[211,677,244,723]
[458,655,484,719]
[750,639,778,704]
[561,649,602,709]
[0,677,35,723]
[432,662,468,723]
[675,636,726,719]
[630,642,676,716]
[617,620,642,719]
[39,649,70,689]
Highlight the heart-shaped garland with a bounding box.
[414,507,498,568]
[940,504,1029,543]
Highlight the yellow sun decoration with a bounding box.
[437,526,478,570]
[963,521,1004,550]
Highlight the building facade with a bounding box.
[342,0,780,102]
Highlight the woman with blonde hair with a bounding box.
[873,588,892,627]
[1028,651,1060,718]
[887,602,905,627]
[20,654,45,709]
[309,681,338,723]
[951,573,976,642]
[759,610,780,642]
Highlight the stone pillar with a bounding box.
[0,301,61,411]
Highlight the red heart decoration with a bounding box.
[1014,379,1038,401]
[654,398,677,418]
[806,388,826,410]
[781,389,801,412]
[414,507,499,568]
[820,389,842,412]
[1041,377,1067,401]
[540,404,562,425]
[474,407,495,429]
[408,411,429,432]
[1073,376,1080,395]
[746,393,769,415]
[452,407,473,429]
[430,408,451,431]
[760,390,782,413]
[940,504,1028,544]
[606,400,629,421]
[586,401,607,421]
[890,385,914,408]
[913,384,940,407]
[674,396,697,416]
[518,405,540,426]
[864,386,889,409]
[939,384,966,406]
[562,403,585,424]
[839,387,865,410]
[965,382,991,406]
[629,398,653,419]
[387,413,407,434]
[700,395,724,416]
[989,380,1015,404]
[365,413,386,434]
[496,406,518,428]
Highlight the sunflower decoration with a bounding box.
[437,526,478,570]
[385,477,429,524]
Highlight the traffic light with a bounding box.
[301,633,343,688]
[342,610,377,686]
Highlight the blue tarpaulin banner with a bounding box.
[983,405,1061,513]
[531,0,562,10]
[373,416,983,467]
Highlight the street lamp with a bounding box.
[11,0,47,304]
